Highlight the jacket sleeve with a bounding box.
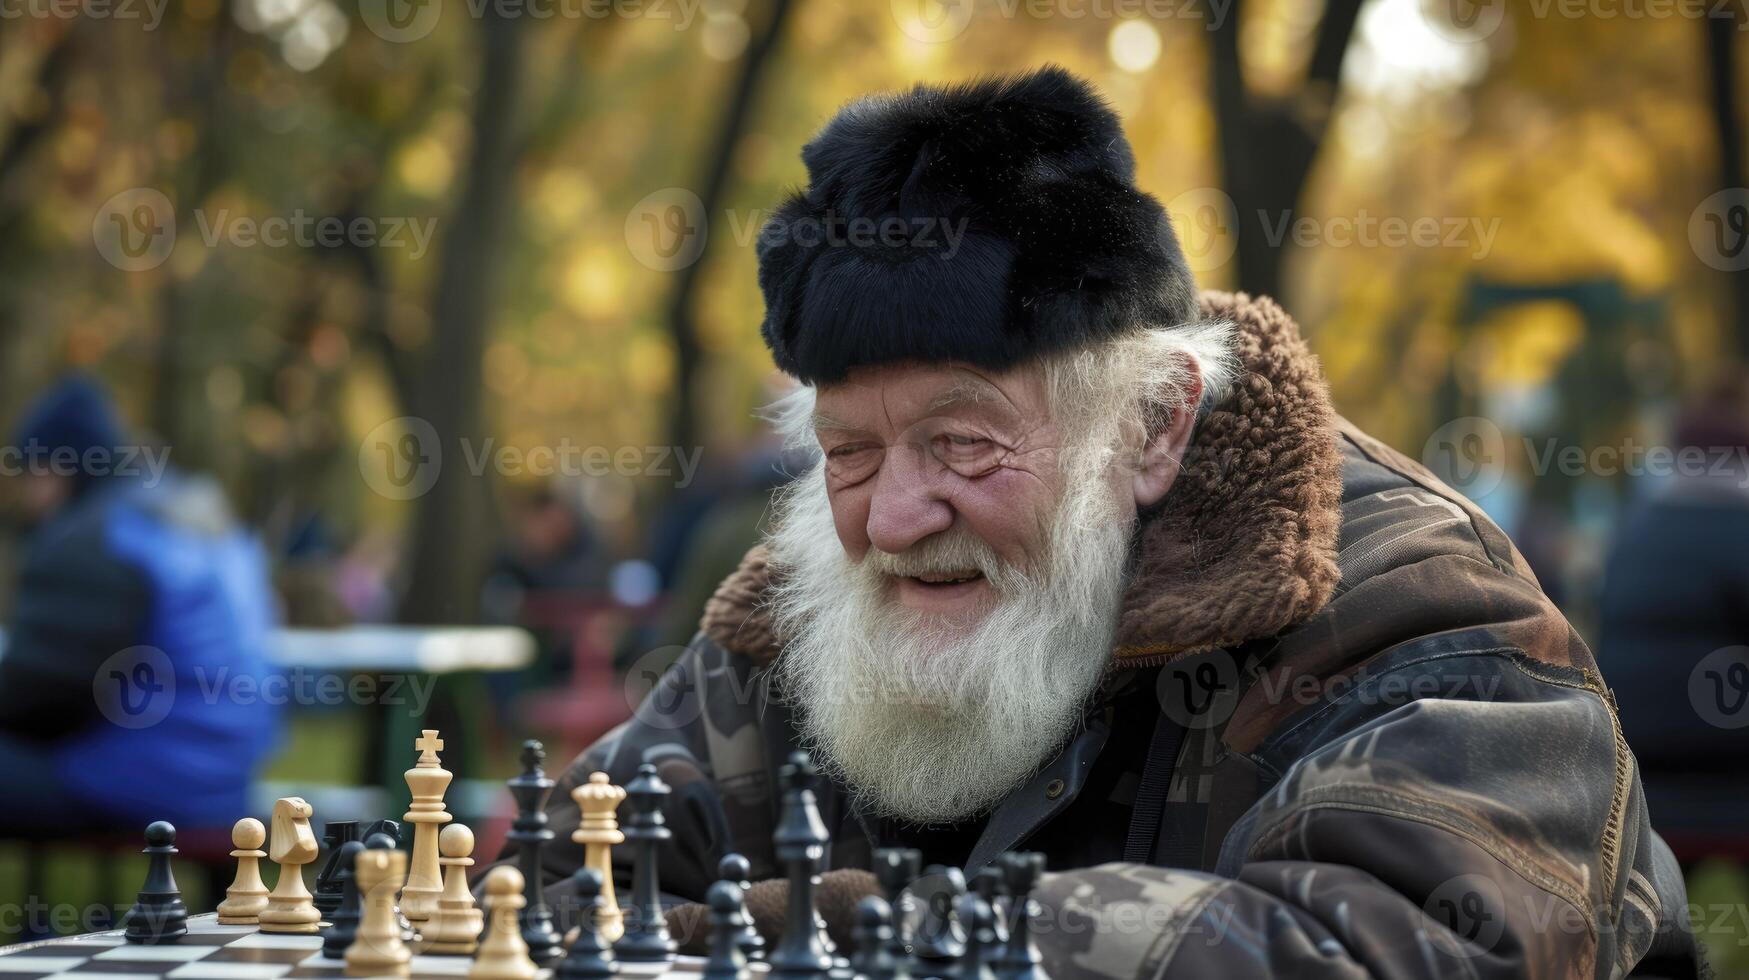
[0,513,150,736]
[1027,644,1687,979]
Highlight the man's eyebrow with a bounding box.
[809,411,862,434]
[925,378,1009,415]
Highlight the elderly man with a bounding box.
[506,68,1698,978]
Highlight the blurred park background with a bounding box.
[3,0,1749,966]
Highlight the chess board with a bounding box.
[0,916,727,980]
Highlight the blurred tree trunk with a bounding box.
[1208,0,1363,301]
[396,8,526,625]
[664,0,794,454]
[1704,10,1749,356]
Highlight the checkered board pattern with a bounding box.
[0,915,715,980]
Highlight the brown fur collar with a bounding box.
[700,291,1345,665]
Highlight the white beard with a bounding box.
[766,459,1133,825]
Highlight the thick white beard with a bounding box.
[767,459,1133,825]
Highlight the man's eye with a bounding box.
[827,443,872,459]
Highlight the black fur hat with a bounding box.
[756,65,1198,384]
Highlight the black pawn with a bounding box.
[556,867,618,979]
[314,820,360,917]
[703,881,751,980]
[509,740,564,966]
[970,867,1008,965]
[908,866,965,978]
[768,752,835,980]
[361,818,402,847]
[613,762,677,963]
[992,854,1045,980]
[850,896,906,980]
[717,853,765,963]
[873,848,921,961]
[321,841,368,959]
[124,821,188,944]
[956,893,998,980]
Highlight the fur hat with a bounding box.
[756,65,1199,384]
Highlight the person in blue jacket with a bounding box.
[0,375,281,835]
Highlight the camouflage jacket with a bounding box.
[498,292,1700,979]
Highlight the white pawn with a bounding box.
[421,824,484,955]
[469,867,537,980]
[216,818,269,925]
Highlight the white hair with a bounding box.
[761,319,1239,823]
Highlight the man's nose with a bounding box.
[865,443,953,555]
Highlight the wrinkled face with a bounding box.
[812,361,1134,633]
[770,358,1151,823]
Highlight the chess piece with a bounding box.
[768,753,834,980]
[471,866,539,980]
[992,853,1045,980]
[422,824,485,954]
[123,821,189,944]
[850,896,906,980]
[347,847,412,977]
[971,866,1009,964]
[571,771,626,944]
[216,817,270,925]
[315,820,360,917]
[261,797,323,934]
[362,818,403,848]
[556,868,618,980]
[612,762,677,963]
[957,893,998,980]
[363,831,416,942]
[703,882,750,980]
[402,730,453,924]
[873,848,921,964]
[909,866,966,978]
[321,841,368,959]
[719,853,764,962]
[506,740,563,965]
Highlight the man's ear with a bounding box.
[1133,365,1204,509]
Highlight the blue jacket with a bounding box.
[0,472,281,827]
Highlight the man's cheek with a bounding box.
[827,490,871,559]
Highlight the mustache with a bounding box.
[858,527,1027,592]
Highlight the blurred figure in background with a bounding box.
[0,375,281,834]
[1599,374,1749,862]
